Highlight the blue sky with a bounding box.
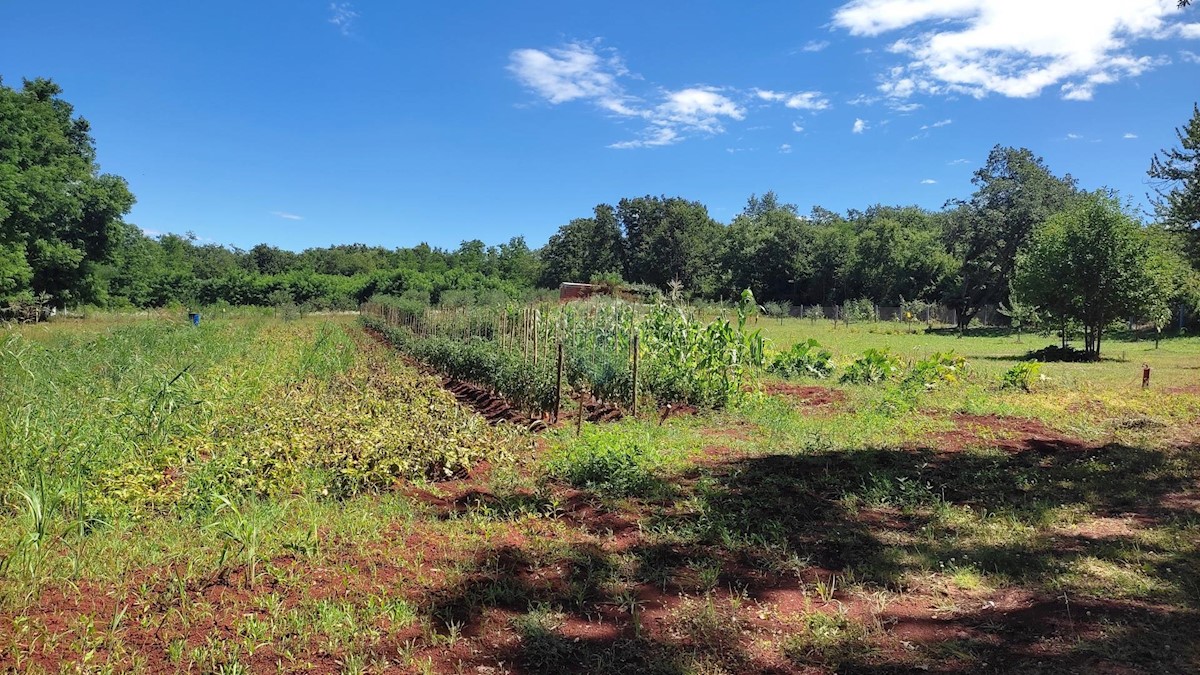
[2,1,1198,252]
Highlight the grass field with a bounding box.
[1,313,1198,673]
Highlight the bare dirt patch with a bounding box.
[760,383,848,409]
[920,413,1092,454]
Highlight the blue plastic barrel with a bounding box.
[188,312,201,326]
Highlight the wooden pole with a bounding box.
[576,391,585,437]
[631,332,639,418]
[554,341,564,423]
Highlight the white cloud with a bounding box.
[652,87,745,134]
[852,118,868,133]
[272,211,304,221]
[792,122,806,132]
[833,0,1191,101]
[328,2,358,37]
[757,89,831,111]
[802,40,831,52]
[921,118,953,129]
[1124,132,1139,139]
[754,88,787,102]
[512,42,749,148]
[608,127,679,149]
[140,228,163,237]
[1182,50,1200,64]
[890,101,923,112]
[1065,132,1083,140]
[847,93,879,105]
[921,178,938,184]
[948,158,970,165]
[785,91,832,111]
[1180,23,1200,39]
[508,41,632,111]
[780,143,793,153]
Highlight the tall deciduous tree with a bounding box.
[0,78,135,306]
[618,195,724,295]
[945,146,1078,328]
[1148,103,1200,260]
[537,205,623,287]
[1013,193,1156,358]
[723,192,811,302]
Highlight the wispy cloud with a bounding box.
[140,227,163,237]
[1065,133,1083,140]
[328,2,359,37]
[779,143,793,154]
[852,118,868,134]
[1181,50,1200,64]
[833,0,1191,101]
[792,122,805,132]
[948,158,970,165]
[755,88,831,111]
[510,40,768,149]
[921,119,952,130]
[921,179,937,184]
[272,211,304,221]
[1123,132,1139,139]
[801,40,831,52]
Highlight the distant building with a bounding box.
[558,282,602,302]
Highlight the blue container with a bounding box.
[188,312,201,326]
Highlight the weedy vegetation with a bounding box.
[1,309,1199,674]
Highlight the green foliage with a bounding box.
[545,436,661,499]
[841,298,876,323]
[0,78,135,306]
[945,145,1079,327]
[1013,193,1159,357]
[767,339,835,379]
[1001,361,1044,391]
[1149,103,1200,256]
[902,351,968,390]
[839,348,903,384]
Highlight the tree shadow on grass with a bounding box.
[416,437,1200,673]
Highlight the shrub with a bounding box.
[767,339,835,379]
[1002,361,1044,391]
[546,437,661,498]
[903,351,968,390]
[840,348,903,384]
[1024,344,1094,363]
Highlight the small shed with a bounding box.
[558,282,602,302]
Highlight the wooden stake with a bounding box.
[554,341,564,423]
[576,391,585,437]
[631,332,639,418]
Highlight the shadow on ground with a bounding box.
[417,436,1200,674]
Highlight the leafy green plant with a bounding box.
[902,351,967,390]
[1001,360,1044,391]
[545,437,662,499]
[839,348,902,384]
[767,339,835,379]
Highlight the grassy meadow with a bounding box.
[0,312,1198,673]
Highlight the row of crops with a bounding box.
[361,294,1007,417]
[0,319,516,528]
[361,292,768,411]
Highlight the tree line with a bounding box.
[3,77,1200,356]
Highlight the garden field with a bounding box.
[1,310,1199,674]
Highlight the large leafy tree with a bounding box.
[944,146,1078,328]
[723,192,811,302]
[1013,193,1158,358]
[537,204,623,287]
[0,78,135,306]
[1148,103,1200,260]
[844,206,956,305]
[618,195,725,295]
